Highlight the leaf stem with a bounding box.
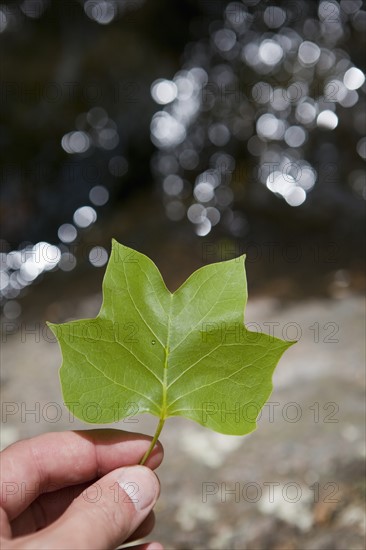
[139,417,165,465]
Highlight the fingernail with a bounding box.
[117,466,158,512]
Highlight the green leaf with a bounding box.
[48,240,294,437]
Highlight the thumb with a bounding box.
[23,466,160,550]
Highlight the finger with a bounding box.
[125,511,155,543]
[10,482,90,536]
[1,429,163,520]
[129,543,164,550]
[12,475,155,541]
[0,507,11,539]
[16,466,160,550]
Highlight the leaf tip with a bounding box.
[285,339,298,348]
[45,321,57,336]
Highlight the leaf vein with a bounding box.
[121,261,165,347]
[67,344,160,411]
[170,268,235,353]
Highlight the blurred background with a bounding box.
[1,1,365,549]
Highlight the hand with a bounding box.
[0,429,164,550]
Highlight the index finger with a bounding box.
[0,429,163,520]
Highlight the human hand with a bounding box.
[0,429,164,550]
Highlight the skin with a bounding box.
[0,429,164,550]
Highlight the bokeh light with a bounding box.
[151,79,178,105]
[84,0,116,25]
[89,246,109,267]
[73,206,97,228]
[57,224,78,244]
[1,0,364,306]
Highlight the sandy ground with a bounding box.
[1,292,365,549]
